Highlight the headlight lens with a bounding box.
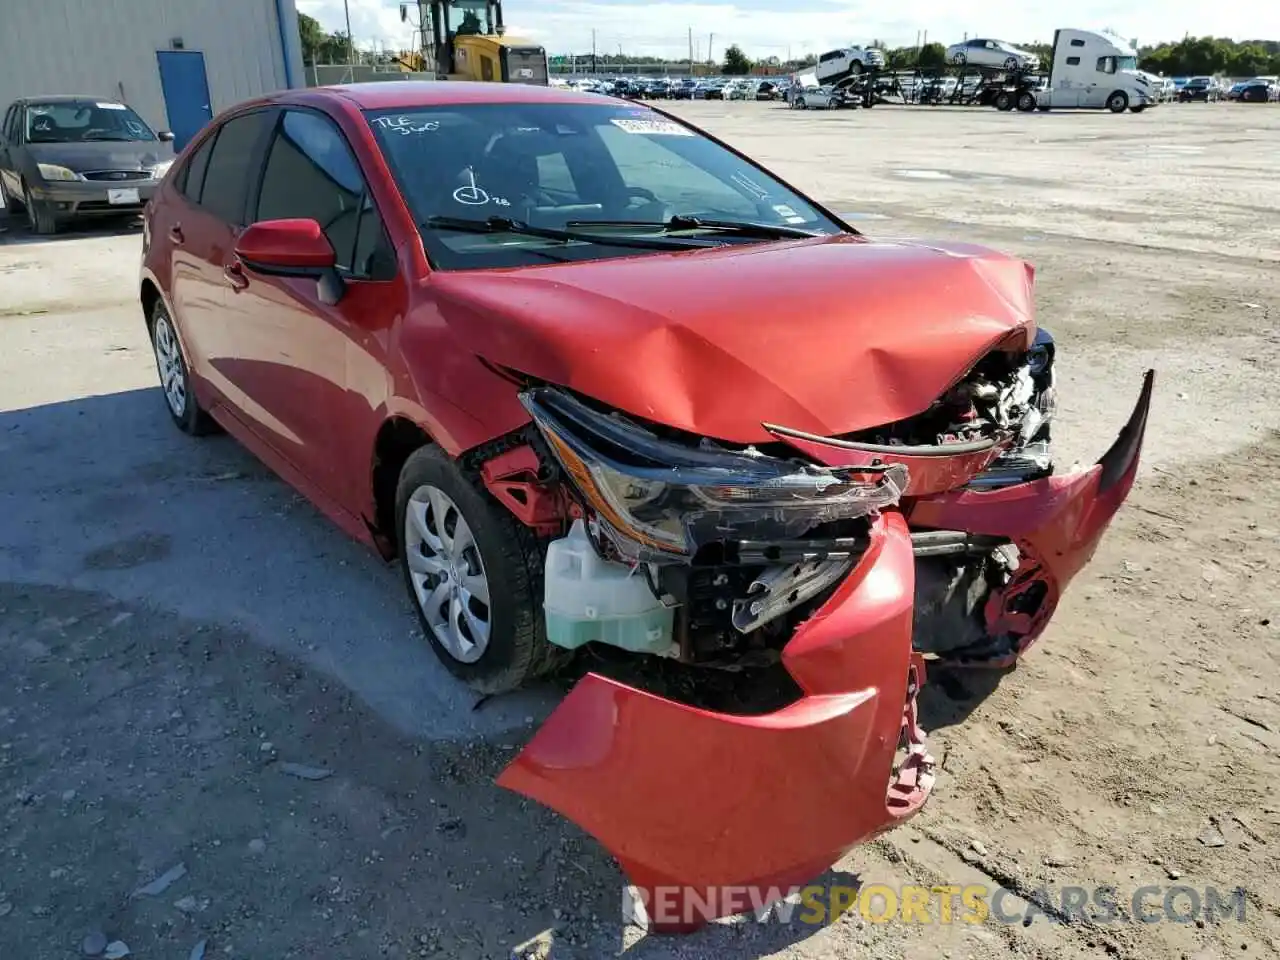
[150,160,174,180]
[37,163,79,182]
[523,387,907,561]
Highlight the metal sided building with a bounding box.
[0,0,305,149]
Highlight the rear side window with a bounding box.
[178,133,216,201]
[198,111,271,225]
[255,109,394,279]
[1066,57,1081,66]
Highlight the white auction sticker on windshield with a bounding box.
[96,102,127,109]
[609,117,694,136]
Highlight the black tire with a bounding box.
[1016,91,1037,112]
[951,52,966,66]
[22,181,58,235]
[848,61,863,77]
[1004,56,1019,71]
[148,299,219,436]
[395,445,567,694]
[1106,91,1128,113]
[1130,105,1146,113]
[994,91,1013,111]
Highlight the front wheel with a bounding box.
[1016,91,1037,112]
[1106,91,1129,113]
[994,91,1013,111]
[951,52,966,66]
[396,445,566,695]
[22,182,58,235]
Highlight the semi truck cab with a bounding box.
[1036,29,1154,112]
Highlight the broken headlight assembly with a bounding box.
[520,387,908,562]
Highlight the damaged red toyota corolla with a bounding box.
[139,82,1153,931]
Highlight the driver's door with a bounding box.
[225,107,400,505]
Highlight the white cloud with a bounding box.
[297,0,1279,58]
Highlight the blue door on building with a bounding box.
[156,51,214,151]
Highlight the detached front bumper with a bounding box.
[497,370,1153,931]
[499,511,930,932]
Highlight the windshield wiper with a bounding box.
[424,215,710,250]
[564,214,821,239]
[82,135,138,141]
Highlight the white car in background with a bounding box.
[791,84,841,109]
[946,38,1040,71]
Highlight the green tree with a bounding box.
[917,42,946,68]
[723,44,752,75]
[298,12,326,64]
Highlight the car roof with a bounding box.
[19,94,125,105]
[292,81,611,111]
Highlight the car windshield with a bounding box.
[366,101,844,270]
[25,100,156,143]
[1115,56,1138,71]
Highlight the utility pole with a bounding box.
[343,0,355,80]
[591,28,597,74]
[688,27,693,73]
[708,33,714,65]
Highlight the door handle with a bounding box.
[223,260,249,291]
[169,225,184,244]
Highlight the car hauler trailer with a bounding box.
[1034,29,1155,112]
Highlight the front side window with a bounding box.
[255,109,393,278]
[25,100,156,143]
[366,102,843,271]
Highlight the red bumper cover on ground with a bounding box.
[497,371,1154,932]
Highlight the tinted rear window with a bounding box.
[199,111,271,224]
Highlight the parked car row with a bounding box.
[552,75,791,102]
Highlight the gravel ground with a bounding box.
[0,100,1277,960]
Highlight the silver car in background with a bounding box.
[946,38,1041,71]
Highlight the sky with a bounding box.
[296,0,1279,59]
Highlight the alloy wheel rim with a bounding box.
[404,484,492,664]
[152,315,187,417]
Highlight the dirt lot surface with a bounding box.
[1,101,1277,960]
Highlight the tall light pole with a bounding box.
[345,0,355,80]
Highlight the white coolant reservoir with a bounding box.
[543,520,676,655]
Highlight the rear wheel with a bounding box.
[1130,105,1146,113]
[149,300,219,435]
[1106,91,1129,113]
[994,91,1013,111]
[396,445,566,694]
[1016,91,1037,112]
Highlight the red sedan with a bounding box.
[139,81,1152,931]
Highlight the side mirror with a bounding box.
[158,130,175,142]
[235,219,345,304]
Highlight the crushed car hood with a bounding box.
[430,234,1037,443]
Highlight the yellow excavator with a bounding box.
[405,1,548,85]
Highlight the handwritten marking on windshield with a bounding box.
[373,115,441,135]
[452,169,510,207]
